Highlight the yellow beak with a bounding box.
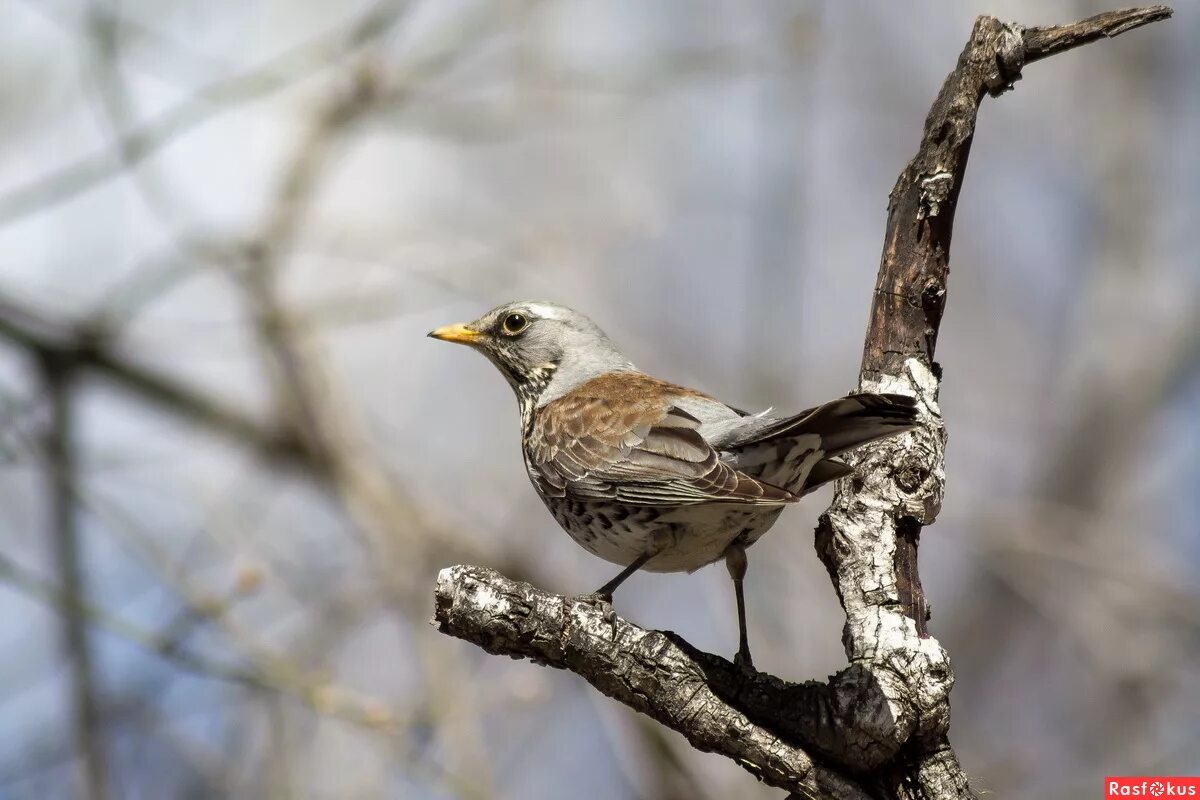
[427,323,483,345]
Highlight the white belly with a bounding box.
[546,497,786,573]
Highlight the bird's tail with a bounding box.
[719,393,920,495]
[785,393,920,456]
[724,392,919,455]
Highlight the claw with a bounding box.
[734,648,755,673]
[572,592,617,629]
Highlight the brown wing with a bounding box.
[526,373,795,508]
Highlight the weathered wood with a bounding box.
[432,8,1171,798]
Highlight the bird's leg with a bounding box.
[593,551,653,600]
[724,541,754,671]
[574,551,652,628]
[576,532,668,628]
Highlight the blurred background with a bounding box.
[0,0,1196,798]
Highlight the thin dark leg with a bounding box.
[724,542,753,669]
[595,551,653,599]
[733,577,751,668]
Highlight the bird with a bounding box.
[429,301,918,669]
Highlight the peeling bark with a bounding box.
[432,7,1170,798]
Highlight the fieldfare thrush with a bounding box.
[430,301,918,668]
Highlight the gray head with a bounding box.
[428,301,635,411]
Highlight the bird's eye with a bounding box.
[501,312,529,335]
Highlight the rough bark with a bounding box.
[432,7,1171,798]
[435,566,871,799]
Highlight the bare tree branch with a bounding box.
[817,6,1170,799]
[0,549,398,733]
[40,357,109,800]
[431,6,1171,799]
[1023,5,1173,64]
[0,291,324,473]
[433,566,870,800]
[0,0,409,226]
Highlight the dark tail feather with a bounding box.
[731,392,919,455]
[802,458,854,493]
[795,394,920,495]
[802,393,919,455]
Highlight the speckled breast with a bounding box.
[539,494,786,574]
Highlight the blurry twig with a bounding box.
[16,0,229,84]
[0,549,398,733]
[0,289,325,472]
[0,0,410,226]
[222,0,543,597]
[587,690,719,800]
[39,357,109,800]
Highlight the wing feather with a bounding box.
[527,374,794,508]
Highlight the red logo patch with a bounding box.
[1105,778,1200,798]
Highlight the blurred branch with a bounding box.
[1044,287,1200,508]
[0,0,409,226]
[219,0,541,607]
[0,290,325,472]
[40,357,109,800]
[0,549,396,733]
[434,6,1170,799]
[235,65,387,464]
[2,4,518,798]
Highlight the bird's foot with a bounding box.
[571,592,617,627]
[734,649,756,673]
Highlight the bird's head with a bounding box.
[428,301,635,410]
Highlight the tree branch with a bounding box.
[41,357,109,800]
[0,290,325,473]
[813,6,1169,798]
[431,6,1170,799]
[0,0,406,226]
[1024,5,1173,65]
[433,566,870,799]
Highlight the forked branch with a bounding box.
[431,7,1170,798]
